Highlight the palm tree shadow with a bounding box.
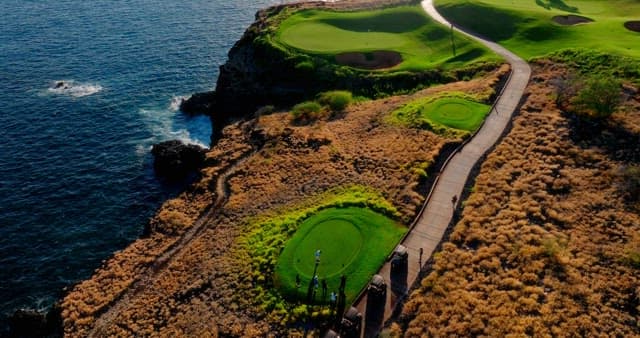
[535,0,580,13]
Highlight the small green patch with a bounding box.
[317,90,353,112]
[389,92,490,136]
[275,207,406,303]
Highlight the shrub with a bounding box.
[619,165,640,202]
[317,90,353,112]
[572,76,622,119]
[294,61,315,73]
[291,101,322,121]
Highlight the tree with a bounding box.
[572,76,622,119]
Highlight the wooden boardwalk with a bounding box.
[353,1,532,336]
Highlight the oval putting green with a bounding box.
[292,217,364,278]
[423,97,490,131]
[274,207,406,303]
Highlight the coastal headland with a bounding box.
[58,0,507,336]
[51,0,640,337]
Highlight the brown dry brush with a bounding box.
[60,68,506,336]
[395,61,640,337]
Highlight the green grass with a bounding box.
[274,207,406,303]
[274,5,498,71]
[235,186,402,324]
[434,0,640,59]
[390,92,490,135]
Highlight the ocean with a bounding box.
[0,0,290,329]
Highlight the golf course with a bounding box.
[391,93,491,133]
[274,207,406,303]
[434,0,640,59]
[275,4,497,71]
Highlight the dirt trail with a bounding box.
[87,150,254,337]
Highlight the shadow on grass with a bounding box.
[446,48,485,64]
[321,11,428,33]
[438,3,519,41]
[535,0,579,13]
[520,23,568,42]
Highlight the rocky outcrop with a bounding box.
[7,305,62,338]
[151,140,207,179]
[179,91,216,115]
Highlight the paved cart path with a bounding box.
[354,1,531,336]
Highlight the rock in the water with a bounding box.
[151,140,207,179]
[8,305,62,338]
[179,91,216,115]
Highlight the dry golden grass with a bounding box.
[395,60,640,337]
[60,68,507,337]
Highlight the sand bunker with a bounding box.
[335,50,402,70]
[552,15,594,25]
[624,21,640,32]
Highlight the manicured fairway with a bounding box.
[275,5,497,71]
[274,207,406,303]
[435,0,640,59]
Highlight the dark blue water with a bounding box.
[0,0,289,327]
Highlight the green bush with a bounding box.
[291,101,322,121]
[572,76,622,119]
[317,90,353,112]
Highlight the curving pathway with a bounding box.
[354,0,531,335]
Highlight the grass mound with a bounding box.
[275,5,495,71]
[275,207,406,303]
[435,0,640,59]
[390,93,490,135]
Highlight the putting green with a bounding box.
[274,5,497,71]
[292,218,363,278]
[391,95,490,133]
[423,97,490,131]
[274,207,406,303]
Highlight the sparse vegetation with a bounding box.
[395,60,640,337]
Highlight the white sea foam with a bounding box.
[169,95,188,112]
[135,97,210,158]
[48,80,103,97]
